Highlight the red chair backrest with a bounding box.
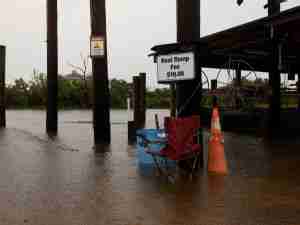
[164,116,200,159]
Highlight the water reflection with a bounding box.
[207,174,226,195]
[94,143,111,153]
[0,110,300,224]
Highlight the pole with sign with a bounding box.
[176,0,203,168]
[90,0,111,147]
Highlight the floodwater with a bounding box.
[1,109,300,225]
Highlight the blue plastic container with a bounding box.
[136,129,176,175]
[136,129,165,164]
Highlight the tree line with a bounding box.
[6,72,296,110]
[5,73,172,109]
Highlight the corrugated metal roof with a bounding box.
[151,6,300,73]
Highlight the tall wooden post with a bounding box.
[0,45,5,128]
[177,0,203,167]
[236,69,242,86]
[170,84,176,117]
[46,0,58,135]
[177,0,200,45]
[90,0,111,145]
[133,76,141,127]
[268,0,280,15]
[133,74,146,128]
[268,0,281,135]
[176,0,202,116]
[139,73,146,126]
[297,74,300,111]
[235,69,242,110]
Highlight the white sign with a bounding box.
[157,52,195,83]
[90,36,105,58]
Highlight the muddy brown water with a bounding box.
[1,109,300,225]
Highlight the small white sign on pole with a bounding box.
[157,52,195,83]
[90,36,105,58]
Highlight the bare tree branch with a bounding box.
[67,62,85,76]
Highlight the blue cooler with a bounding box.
[136,129,175,175]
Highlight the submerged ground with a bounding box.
[0,110,300,225]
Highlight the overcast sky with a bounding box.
[0,0,298,87]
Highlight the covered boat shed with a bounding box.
[151,5,300,134]
[151,6,300,73]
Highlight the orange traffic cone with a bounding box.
[208,107,228,174]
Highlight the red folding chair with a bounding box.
[140,115,202,182]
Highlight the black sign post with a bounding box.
[90,0,111,146]
[176,0,203,168]
[268,0,282,136]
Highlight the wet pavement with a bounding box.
[1,110,300,225]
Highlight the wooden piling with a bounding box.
[177,0,200,44]
[177,0,203,168]
[128,74,146,143]
[176,0,201,117]
[90,0,111,144]
[155,114,160,130]
[0,46,5,128]
[268,0,281,135]
[128,121,136,144]
[268,0,280,15]
[128,76,141,144]
[46,0,58,135]
[235,69,242,110]
[236,69,242,86]
[133,76,141,128]
[176,1,202,116]
[133,74,146,128]
[139,73,146,126]
[297,75,300,111]
[170,84,176,117]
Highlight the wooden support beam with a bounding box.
[267,40,282,135]
[0,46,5,128]
[46,0,58,135]
[177,0,200,43]
[297,74,300,111]
[177,0,203,168]
[268,0,281,16]
[90,0,111,145]
[133,76,142,128]
[170,84,176,117]
[236,69,242,85]
[132,73,146,129]
[268,0,282,136]
[176,0,201,117]
[176,53,202,117]
[235,69,242,110]
[139,73,146,126]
